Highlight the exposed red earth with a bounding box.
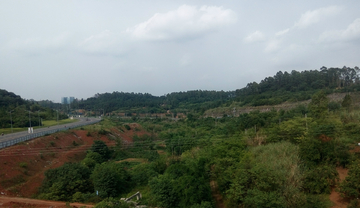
[0,123,146,207]
[329,167,349,208]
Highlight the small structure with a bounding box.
[125,191,142,202]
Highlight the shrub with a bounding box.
[98,129,108,135]
[91,141,111,161]
[339,160,360,199]
[38,163,93,201]
[91,163,130,198]
[19,162,27,169]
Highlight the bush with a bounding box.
[130,163,158,186]
[339,160,360,199]
[124,124,131,130]
[98,129,108,135]
[19,162,27,168]
[94,197,132,208]
[91,163,131,198]
[303,165,338,194]
[38,163,93,201]
[91,140,111,161]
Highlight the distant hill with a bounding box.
[0,89,66,128]
[0,89,25,108]
[73,66,359,115]
[235,66,360,106]
[74,90,234,114]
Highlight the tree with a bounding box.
[38,163,92,201]
[339,160,360,199]
[308,90,328,119]
[91,140,111,161]
[94,197,131,208]
[91,163,130,198]
[149,175,179,208]
[341,94,352,111]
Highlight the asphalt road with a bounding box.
[0,117,101,144]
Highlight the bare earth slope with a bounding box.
[0,123,145,207]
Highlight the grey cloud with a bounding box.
[126,5,237,41]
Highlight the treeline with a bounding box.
[0,89,67,128]
[70,66,360,114]
[73,90,233,114]
[236,66,360,106]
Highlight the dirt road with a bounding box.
[0,196,94,207]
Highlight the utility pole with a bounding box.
[56,110,59,125]
[37,110,41,127]
[9,110,13,133]
[29,110,31,128]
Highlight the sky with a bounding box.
[1,0,360,102]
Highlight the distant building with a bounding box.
[61,97,68,104]
[61,96,75,104]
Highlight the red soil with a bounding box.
[0,123,145,207]
[0,196,93,207]
[330,167,349,208]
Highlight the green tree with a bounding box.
[91,163,130,198]
[341,94,352,111]
[149,175,179,208]
[339,160,360,199]
[38,163,92,201]
[226,142,304,208]
[308,90,328,119]
[94,197,131,208]
[91,140,111,161]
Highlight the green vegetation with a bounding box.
[4,66,360,207]
[41,118,78,126]
[0,89,69,134]
[36,91,360,207]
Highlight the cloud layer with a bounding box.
[294,5,342,29]
[0,1,359,102]
[126,5,237,41]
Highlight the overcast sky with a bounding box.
[1,0,359,102]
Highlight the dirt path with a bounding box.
[116,158,147,163]
[0,196,94,207]
[210,180,225,208]
[330,167,349,208]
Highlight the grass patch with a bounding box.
[42,118,78,127]
[0,175,26,188]
[0,119,78,134]
[116,158,148,164]
[19,162,27,168]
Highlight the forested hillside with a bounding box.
[236,66,360,106]
[0,89,67,129]
[74,90,233,115]
[2,66,360,207]
[29,90,360,208]
[73,66,359,115]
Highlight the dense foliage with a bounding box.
[235,66,360,106]
[73,90,233,115]
[17,65,360,207]
[0,89,68,128]
[64,66,360,116]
